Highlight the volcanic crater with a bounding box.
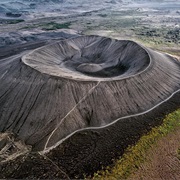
[23,36,150,80]
[0,35,180,178]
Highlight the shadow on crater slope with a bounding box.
[0,35,180,178]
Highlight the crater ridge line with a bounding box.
[22,35,151,81]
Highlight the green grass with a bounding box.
[5,19,24,24]
[20,25,36,29]
[97,14,107,18]
[41,22,71,31]
[93,109,180,179]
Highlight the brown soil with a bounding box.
[129,128,180,180]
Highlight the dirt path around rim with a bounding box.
[129,127,180,180]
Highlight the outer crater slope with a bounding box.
[0,35,180,154]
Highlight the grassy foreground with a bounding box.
[93,109,180,179]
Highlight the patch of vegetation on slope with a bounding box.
[134,27,180,47]
[0,19,24,24]
[93,109,180,179]
[41,22,71,31]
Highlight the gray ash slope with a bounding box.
[0,35,180,153]
[0,35,180,179]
